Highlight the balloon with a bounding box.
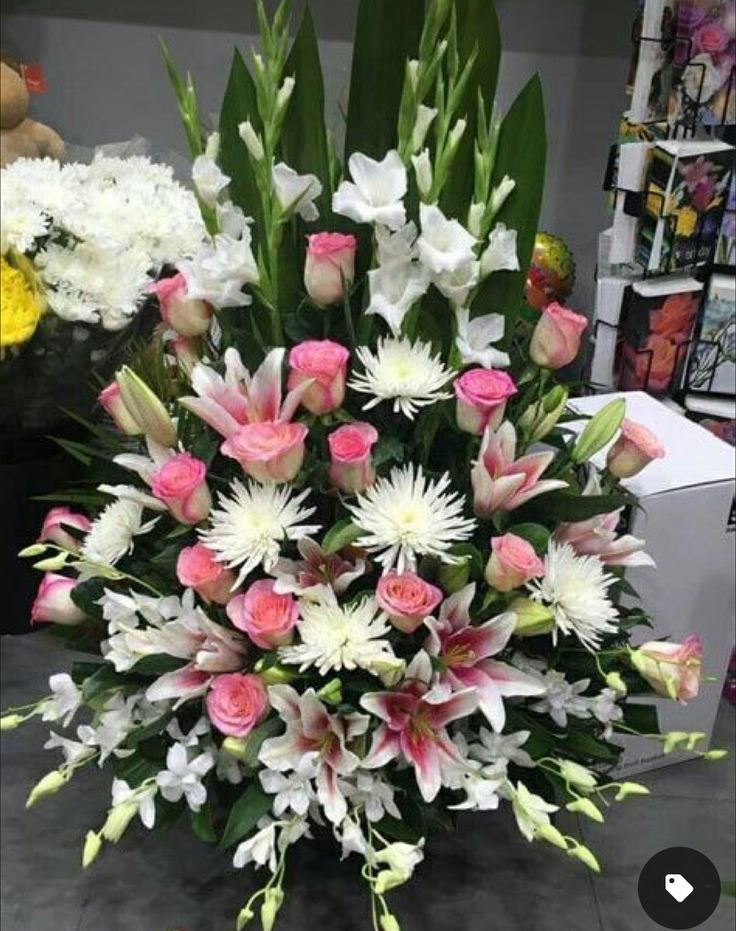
[524,231,576,311]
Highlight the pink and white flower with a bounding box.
[529,302,587,370]
[328,422,379,494]
[220,421,308,483]
[631,635,702,703]
[150,452,212,525]
[471,421,567,517]
[424,585,544,731]
[375,571,443,634]
[606,419,665,479]
[227,579,299,649]
[176,542,236,604]
[454,368,517,436]
[98,382,143,436]
[149,272,213,338]
[485,533,545,592]
[555,510,655,568]
[288,340,350,415]
[206,672,269,738]
[269,538,365,598]
[304,233,356,307]
[38,507,91,553]
[31,573,86,626]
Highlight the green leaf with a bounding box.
[475,74,546,344]
[447,542,484,579]
[48,437,91,466]
[130,655,184,677]
[322,519,362,554]
[70,579,105,619]
[516,490,632,524]
[507,522,550,554]
[373,435,406,468]
[191,804,218,844]
[242,717,283,769]
[622,702,660,735]
[219,783,273,849]
[112,755,162,788]
[81,664,129,702]
[560,729,620,763]
[344,0,424,160]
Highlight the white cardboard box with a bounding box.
[569,391,735,776]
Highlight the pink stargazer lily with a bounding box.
[269,537,366,598]
[360,653,478,803]
[424,584,544,732]
[258,685,369,824]
[471,421,567,517]
[555,510,655,568]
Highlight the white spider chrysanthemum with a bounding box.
[527,542,619,651]
[279,592,394,677]
[81,499,159,566]
[349,337,452,419]
[200,481,321,588]
[347,465,476,572]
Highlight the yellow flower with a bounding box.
[674,206,697,237]
[0,256,43,348]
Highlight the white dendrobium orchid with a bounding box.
[232,816,311,872]
[259,685,370,825]
[349,337,453,419]
[417,203,477,275]
[347,465,476,573]
[522,664,591,729]
[455,308,511,369]
[111,777,157,830]
[372,840,426,893]
[75,692,158,764]
[41,673,82,727]
[589,687,623,740]
[44,731,96,766]
[510,781,559,842]
[156,742,215,812]
[332,150,407,230]
[480,222,520,277]
[272,162,322,222]
[191,152,229,208]
[260,755,318,817]
[344,772,401,823]
[470,729,535,770]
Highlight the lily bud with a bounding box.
[571,399,626,464]
[26,769,67,808]
[613,782,650,801]
[605,671,627,696]
[115,366,177,447]
[101,800,138,843]
[566,798,604,823]
[519,385,568,442]
[238,120,265,162]
[411,149,433,199]
[316,678,343,706]
[82,830,102,868]
[98,381,144,436]
[568,844,601,873]
[0,713,24,730]
[222,737,249,761]
[255,662,299,686]
[509,598,555,637]
[534,823,568,849]
[260,888,284,931]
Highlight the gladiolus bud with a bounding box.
[316,678,343,706]
[467,202,484,238]
[411,105,437,152]
[115,366,177,447]
[571,399,626,464]
[535,823,568,849]
[568,844,601,873]
[509,598,555,637]
[411,149,433,199]
[0,714,24,730]
[238,120,264,162]
[26,769,67,808]
[82,831,102,868]
[605,672,627,695]
[614,782,650,801]
[276,77,295,113]
[448,118,467,150]
[566,798,604,823]
[489,175,516,219]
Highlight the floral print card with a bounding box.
[686,272,736,396]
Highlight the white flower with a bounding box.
[180,225,259,309]
[365,261,430,336]
[239,120,264,161]
[233,819,279,871]
[0,198,49,253]
[589,687,623,740]
[260,755,318,817]
[111,777,157,830]
[347,465,476,573]
[44,731,96,766]
[81,498,159,567]
[345,772,400,823]
[375,222,419,265]
[372,840,425,892]
[272,162,322,221]
[528,542,619,650]
[455,307,510,368]
[449,769,504,812]
[349,337,453,418]
[411,149,433,198]
[489,175,516,217]
[155,743,215,812]
[192,154,229,207]
[510,781,558,842]
[337,813,370,859]
[479,222,520,277]
[41,674,82,727]
[433,260,480,307]
[411,105,437,152]
[75,692,142,764]
[279,591,394,677]
[200,480,320,588]
[417,203,477,274]
[527,667,591,729]
[332,150,407,230]
[470,729,534,769]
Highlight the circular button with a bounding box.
[638,846,721,929]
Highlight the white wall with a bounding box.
[2,0,634,312]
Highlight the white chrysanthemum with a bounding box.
[81,499,159,566]
[349,337,452,418]
[279,593,394,677]
[347,465,476,572]
[528,542,619,651]
[200,481,320,587]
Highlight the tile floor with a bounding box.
[1,633,734,931]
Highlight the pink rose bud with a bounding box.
[176,542,235,605]
[220,422,308,484]
[149,272,213,338]
[206,672,268,738]
[454,368,518,435]
[631,635,703,703]
[606,419,665,479]
[98,382,143,436]
[226,579,299,649]
[376,571,443,634]
[485,533,545,592]
[288,340,351,416]
[328,422,379,494]
[38,507,91,553]
[31,573,86,626]
[529,301,588,369]
[304,232,357,306]
[150,452,212,525]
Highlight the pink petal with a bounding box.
[300,690,331,740]
[316,764,347,825]
[247,348,285,422]
[509,450,555,488]
[400,730,442,802]
[424,688,478,728]
[362,724,401,769]
[279,378,316,423]
[451,611,516,660]
[145,665,210,703]
[477,659,545,698]
[439,584,476,631]
[179,396,241,439]
[508,478,568,510]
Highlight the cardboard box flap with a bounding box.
[569,392,735,496]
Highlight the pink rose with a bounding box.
[38,507,91,553]
[206,673,268,737]
[606,419,665,479]
[376,571,443,633]
[693,21,729,55]
[221,422,308,483]
[304,232,357,306]
[31,573,86,626]
[150,452,212,525]
[288,340,350,415]
[149,272,213,338]
[176,542,235,605]
[485,533,545,592]
[454,368,518,435]
[631,635,703,703]
[529,301,588,369]
[226,579,299,649]
[98,382,143,436]
[328,422,379,494]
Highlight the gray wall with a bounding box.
[2,0,634,313]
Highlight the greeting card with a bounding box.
[686,272,736,396]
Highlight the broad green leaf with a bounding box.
[322,519,363,554]
[344,0,424,160]
[516,489,632,524]
[191,804,218,844]
[70,579,105,619]
[507,522,550,554]
[219,783,273,849]
[242,717,283,769]
[130,655,184,677]
[475,74,546,344]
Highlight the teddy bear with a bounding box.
[1,59,64,167]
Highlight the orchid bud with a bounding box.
[260,888,284,931]
[605,671,627,695]
[571,399,626,464]
[380,915,402,931]
[238,120,265,162]
[26,769,68,808]
[222,737,249,761]
[566,798,604,823]
[704,749,729,761]
[18,543,47,558]
[101,800,138,843]
[614,782,650,801]
[236,906,255,930]
[534,823,568,849]
[115,366,177,447]
[509,598,555,637]
[82,831,102,868]
[567,844,601,873]
[558,761,597,789]
[0,714,24,730]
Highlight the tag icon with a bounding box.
[665,873,694,903]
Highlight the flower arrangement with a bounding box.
[2,3,725,930]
